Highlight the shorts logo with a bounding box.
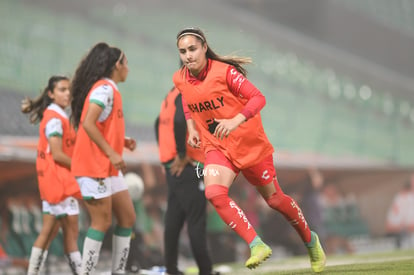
[69,199,77,210]
[262,170,270,180]
[97,179,107,193]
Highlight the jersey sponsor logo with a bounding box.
[206,119,219,134]
[230,68,246,92]
[187,96,224,113]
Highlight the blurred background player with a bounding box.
[21,75,82,274]
[173,27,326,273]
[70,42,137,274]
[155,84,218,275]
[0,243,29,272]
[386,174,414,248]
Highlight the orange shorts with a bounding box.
[205,150,276,186]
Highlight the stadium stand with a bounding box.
[335,0,414,36]
[2,0,414,166]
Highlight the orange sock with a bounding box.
[205,184,257,243]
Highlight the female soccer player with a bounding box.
[173,27,326,273]
[21,75,82,274]
[70,42,136,274]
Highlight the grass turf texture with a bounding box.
[184,249,414,275]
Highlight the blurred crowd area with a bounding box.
[2,0,414,165]
[2,164,414,274]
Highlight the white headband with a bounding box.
[116,51,124,63]
[177,32,205,42]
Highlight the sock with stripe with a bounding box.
[80,228,105,275]
[112,226,132,274]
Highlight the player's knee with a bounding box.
[90,213,113,232]
[205,184,229,207]
[118,210,136,228]
[129,212,136,228]
[123,213,136,228]
[265,190,286,209]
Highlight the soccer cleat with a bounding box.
[245,242,272,269]
[307,231,326,273]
